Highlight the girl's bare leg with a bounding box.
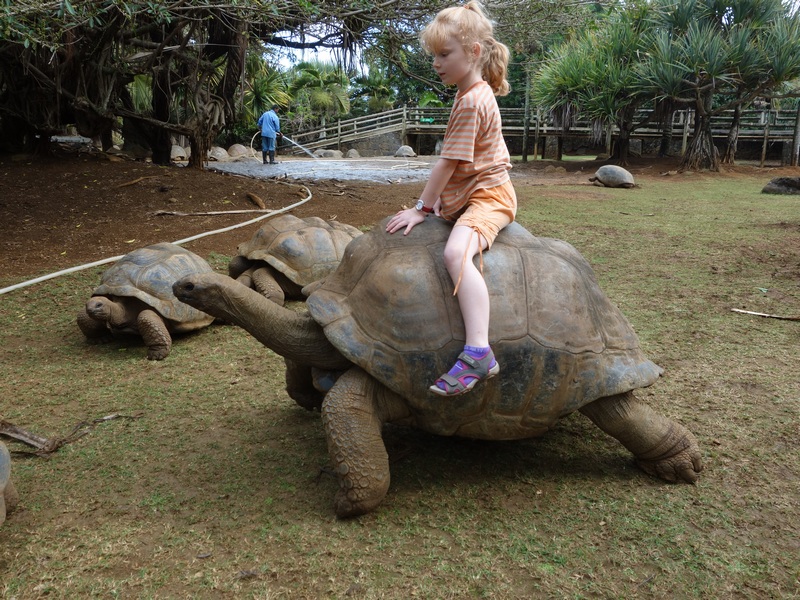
[442,225,490,348]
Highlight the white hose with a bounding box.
[0,185,313,296]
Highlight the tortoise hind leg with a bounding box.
[321,367,410,518]
[580,391,703,483]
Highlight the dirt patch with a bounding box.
[2,150,797,285]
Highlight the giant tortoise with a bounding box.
[228,215,362,304]
[1,440,18,526]
[77,243,215,360]
[589,164,635,188]
[174,217,702,518]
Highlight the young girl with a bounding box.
[386,1,517,397]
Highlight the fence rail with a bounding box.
[285,106,800,155]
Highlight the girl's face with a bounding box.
[431,35,481,91]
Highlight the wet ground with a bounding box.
[208,155,436,184]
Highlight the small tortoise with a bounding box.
[77,243,215,360]
[1,440,18,526]
[589,164,635,188]
[228,215,362,305]
[174,217,702,518]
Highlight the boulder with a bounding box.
[346,149,361,159]
[314,149,344,159]
[761,177,800,195]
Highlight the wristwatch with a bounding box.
[415,199,434,214]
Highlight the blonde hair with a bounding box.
[420,1,510,96]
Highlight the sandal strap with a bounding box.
[456,351,492,376]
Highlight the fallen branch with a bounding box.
[115,175,161,188]
[246,192,266,209]
[0,414,142,455]
[730,308,799,321]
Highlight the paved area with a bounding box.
[208,155,435,184]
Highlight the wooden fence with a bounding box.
[284,105,800,160]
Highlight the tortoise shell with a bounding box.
[306,217,661,439]
[589,165,635,188]
[93,243,215,329]
[232,215,362,287]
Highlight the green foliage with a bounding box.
[533,0,800,168]
[286,61,350,130]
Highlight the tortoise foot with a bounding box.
[333,483,387,519]
[636,426,703,484]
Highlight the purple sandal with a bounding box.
[429,350,500,397]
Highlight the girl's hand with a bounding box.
[386,207,426,235]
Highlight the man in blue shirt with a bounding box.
[257,105,282,164]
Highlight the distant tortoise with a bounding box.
[228,215,362,305]
[174,217,702,518]
[1,440,18,526]
[77,243,215,360]
[589,164,635,188]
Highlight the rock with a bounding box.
[314,149,344,159]
[761,177,800,195]
[346,149,361,159]
[394,145,416,157]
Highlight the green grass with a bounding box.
[2,170,799,599]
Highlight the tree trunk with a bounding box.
[792,103,800,167]
[721,104,741,165]
[658,108,675,157]
[615,128,630,166]
[681,96,720,172]
[151,67,173,165]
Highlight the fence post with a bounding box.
[791,104,800,167]
[760,108,771,167]
[522,70,531,162]
[402,105,408,146]
[681,110,691,155]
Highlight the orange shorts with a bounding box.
[451,180,517,248]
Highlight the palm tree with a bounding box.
[287,61,350,133]
[351,67,395,115]
[641,0,800,170]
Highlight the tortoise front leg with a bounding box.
[137,309,172,360]
[580,391,703,483]
[284,358,324,411]
[321,367,410,518]
[250,266,285,306]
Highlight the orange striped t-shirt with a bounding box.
[438,80,511,219]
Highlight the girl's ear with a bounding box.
[472,42,482,59]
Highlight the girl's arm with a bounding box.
[386,157,458,235]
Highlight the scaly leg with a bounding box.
[321,367,410,518]
[580,391,703,483]
[137,309,172,360]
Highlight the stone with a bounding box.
[762,177,800,195]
